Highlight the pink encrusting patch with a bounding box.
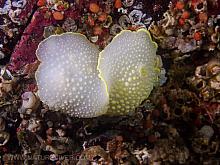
[8,8,53,72]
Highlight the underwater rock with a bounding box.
[0,0,38,65]
[8,8,53,72]
[1,1,219,164]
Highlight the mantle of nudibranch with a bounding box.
[98,29,160,116]
[35,29,162,118]
[35,32,109,118]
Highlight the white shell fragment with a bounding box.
[36,33,108,118]
[21,92,40,110]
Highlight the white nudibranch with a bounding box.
[98,29,161,115]
[35,29,163,118]
[35,33,109,118]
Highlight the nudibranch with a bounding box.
[98,29,161,115]
[35,29,162,118]
[35,33,109,118]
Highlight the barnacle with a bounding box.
[160,11,175,29]
[148,22,163,39]
[103,15,113,28]
[62,18,77,32]
[27,118,42,133]
[191,125,215,154]
[36,29,162,117]
[12,0,27,8]
[132,147,150,164]
[0,51,5,59]
[110,24,123,35]
[189,59,220,102]
[129,10,143,25]
[0,131,10,146]
[211,33,220,44]
[118,15,131,29]
[122,0,135,7]
[0,67,15,98]
[149,139,189,164]
[77,145,112,164]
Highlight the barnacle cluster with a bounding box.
[149,0,220,53]
[0,0,39,69]
[41,0,75,38]
[0,0,27,24]
[77,145,113,165]
[149,138,189,164]
[189,59,220,102]
[77,136,138,164]
[36,29,162,117]
[191,125,218,154]
[168,88,200,118]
